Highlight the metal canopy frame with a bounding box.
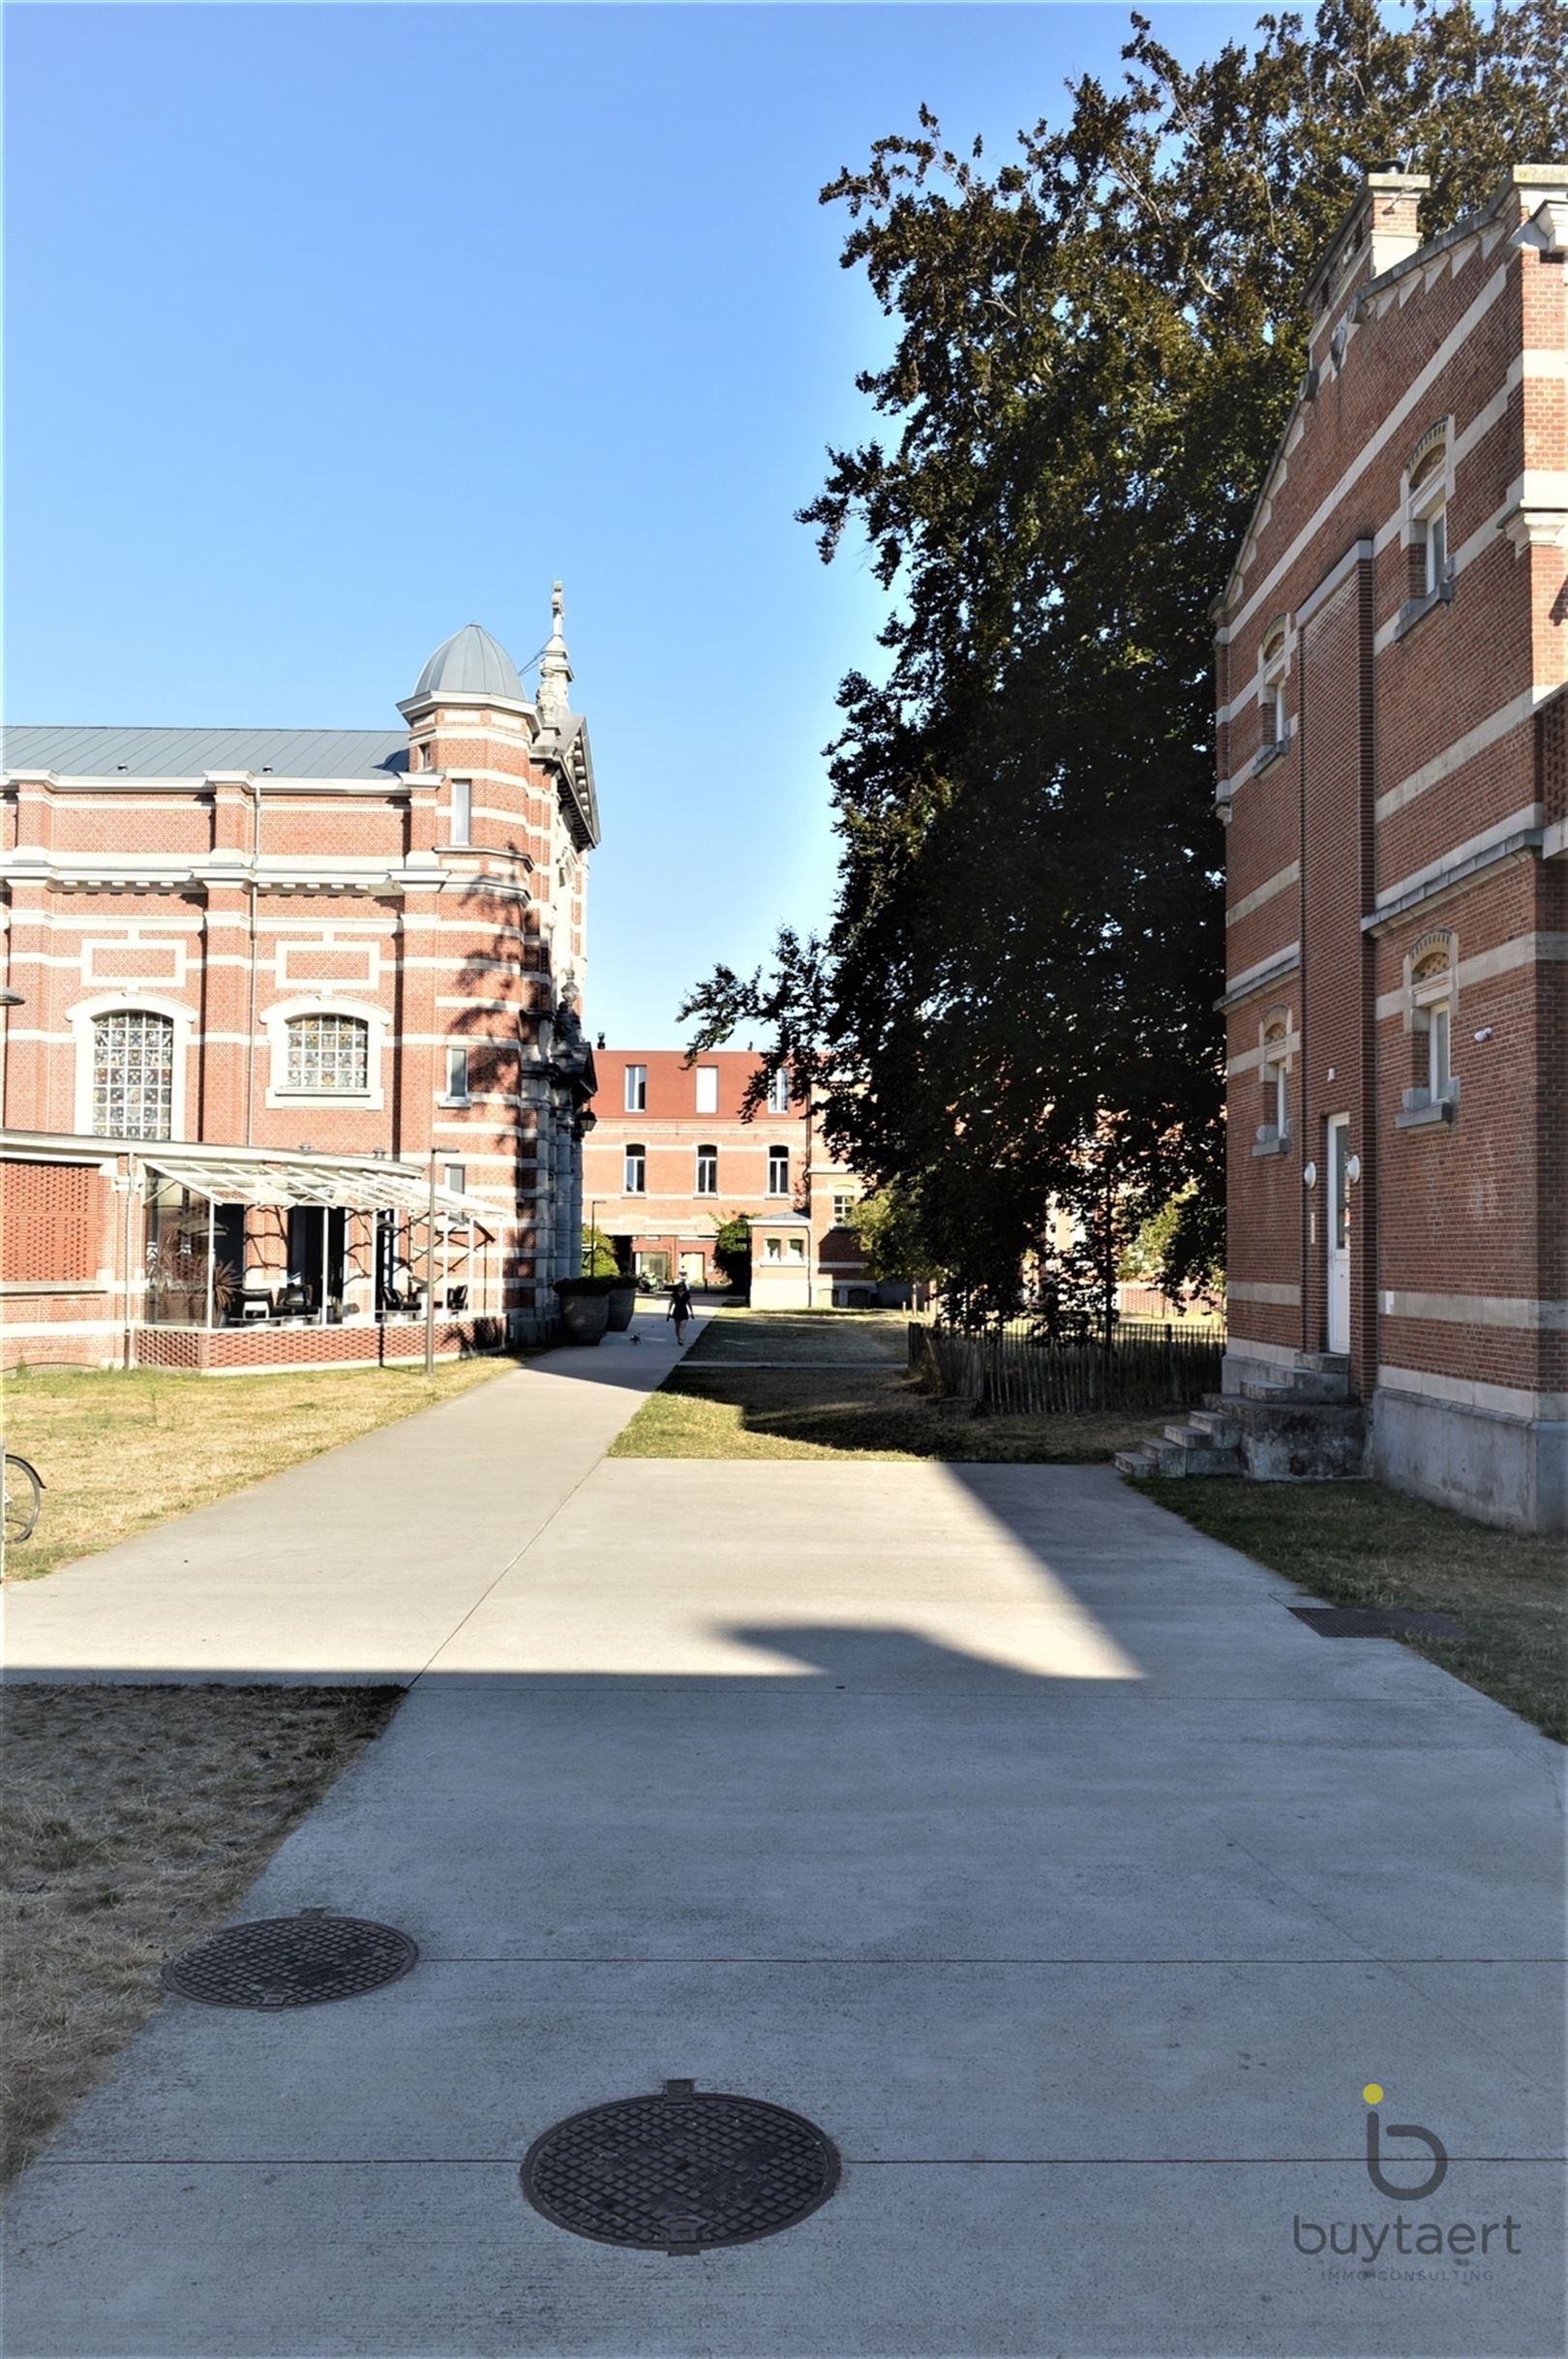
[141,1150,497,1230]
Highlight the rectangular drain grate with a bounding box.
[1288,1606,1468,1639]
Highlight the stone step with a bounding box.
[1117,1436,1240,1479]
[1188,1409,1240,1444]
[1239,1369,1348,1405]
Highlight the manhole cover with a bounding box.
[521,2079,840,2253]
[162,1911,418,2009]
[1288,1607,1468,1639]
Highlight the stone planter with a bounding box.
[558,1291,611,1346]
[605,1283,637,1332]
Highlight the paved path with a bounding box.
[2,1307,703,1683]
[5,1329,1564,2356]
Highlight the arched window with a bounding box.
[1261,1019,1289,1141]
[1259,622,1289,755]
[1411,945,1456,1102]
[92,1010,174,1140]
[1407,436,1450,599]
[285,1013,369,1095]
[695,1144,718,1195]
[624,1143,647,1195]
[767,1145,790,1196]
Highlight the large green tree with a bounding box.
[682,0,1566,1314]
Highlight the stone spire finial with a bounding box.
[537,579,573,727]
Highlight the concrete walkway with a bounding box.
[4,1327,1564,2356]
[2,1306,703,1682]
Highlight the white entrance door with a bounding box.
[679,1251,706,1287]
[1326,1114,1351,1354]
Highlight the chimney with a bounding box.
[1365,171,1430,276]
[1308,170,1431,325]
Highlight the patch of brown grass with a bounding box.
[0,1684,400,2181]
[0,1357,513,1583]
[611,1363,1170,1464]
[1146,1477,1566,1740]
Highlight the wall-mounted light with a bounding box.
[1346,1155,1362,1185]
[1302,1162,1318,1189]
[1473,1026,1493,1043]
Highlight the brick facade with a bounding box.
[583,1048,880,1303]
[1,607,601,1366]
[1216,168,1567,1530]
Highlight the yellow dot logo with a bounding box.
[1363,2083,1384,2103]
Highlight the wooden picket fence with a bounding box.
[909,1316,1225,1415]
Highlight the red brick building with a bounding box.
[0,598,601,1368]
[584,1047,881,1303]
[1215,166,1566,1530]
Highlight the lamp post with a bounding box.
[587,1197,599,1275]
[425,1151,438,1376]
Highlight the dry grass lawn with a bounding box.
[1147,1477,1566,1741]
[0,1683,401,2182]
[1,1357,514,1583]
[615,1309,1172,1466]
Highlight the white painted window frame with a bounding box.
[1402,931,1460,1113]
[695,1065,719,1114]
[695,1143,718,1195]
[1405,435,1453,601]
[624,1063,648,1113]
[624,1143,647,1195]
[767,1145,790,1196]
[263,996,387,1111]
[71,993,194,1142]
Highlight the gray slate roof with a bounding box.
[3,725,410,780]
[409,623,525,704]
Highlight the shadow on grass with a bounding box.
[611,1362,1174,1465]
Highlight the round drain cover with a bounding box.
[162,1912,418,2010]
[521,2080,840,2253]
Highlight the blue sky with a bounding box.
[6,2,1266,1043]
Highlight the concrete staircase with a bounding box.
[1117,1354,1367,1484]
[1115,1405,1241,1481]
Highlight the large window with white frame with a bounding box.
[695,1143,718,1195]
[766,1069,790,1114]
[624,1143,647,1194]
[624,1063,648,1113]
[694,1065,719,1114]
[91,1009,174,1140]
[284,1013,370,1095]
[767,1144,789,1195]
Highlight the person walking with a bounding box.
[667,1275,694,1346]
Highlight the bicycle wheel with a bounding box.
[4,1456,42,1546]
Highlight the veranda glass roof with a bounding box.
[143,1151,498,1230]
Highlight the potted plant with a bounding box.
[554,1276,614,1346]
[582,1225,635,1330]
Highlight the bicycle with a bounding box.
[4,1452,44,1548]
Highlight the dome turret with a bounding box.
[407,622,526,705]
